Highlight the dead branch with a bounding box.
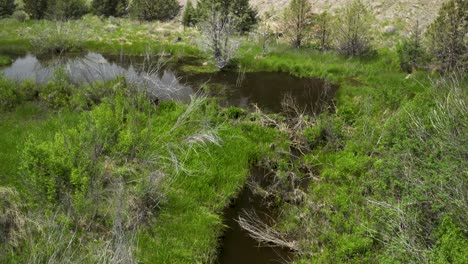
[237,210,299,252]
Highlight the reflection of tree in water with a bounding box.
[3,54,337,114]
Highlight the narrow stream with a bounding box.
[217,166,295,264]
[1,52,336,263]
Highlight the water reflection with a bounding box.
[1,53,337,113]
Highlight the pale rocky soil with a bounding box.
[180,0,446,29]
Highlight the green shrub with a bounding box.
[195,0,258,33]
[29,22,84,54]
[334,0,374,56]
[182,0,196,27]
[12,10,29,22]
[0,0,15,18]
[46,0,89,20]
[426,0,467,73]
[23,0,48,19]
[39,69,75,109]
[432,217,468,264]
[130,0,180,21]
[0,77,18,110]
[92,0,128,17]
[396,20,425,73]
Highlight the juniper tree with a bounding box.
[335,0,373,56]
[397,19,425,73]
[314,11,332,51]
[24,0,49,19]
[230,0,257,33]
[196,0,257,33]
[46,0,88,20]
[426,0,467,72]
[282,0,315,48]
[0,0,16,18]
[130,0,181,21]
[182,0,197,27]
[92,0,128,17]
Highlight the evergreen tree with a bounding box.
[230,0,257,33]
[130,0,181,21]
[314,11,332,51]
[24,0,49,19]
[397,19,425,73]
[0,0,16,18]
[195,0,257,33]
[47,0,88,20]
[334,0,373,56]
[282,0,315,48]
[426,0,467,72]
[182,0,196,27]
[92,0,128,17]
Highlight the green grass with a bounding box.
[1,16,466,263]
[0,74,288,262]
[0,56,12,66]
[0,16,205,58]
[0,103,81,189]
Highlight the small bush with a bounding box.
[23,0,48,19]
[397,21,425,73]
[92,0,128,17]
[29,22,84,54]
[130,0,180,21]
[334,0,374,56]
[39,69,75,109]
[426,0,467,72]
[0,77,18,110]
[46,0,89,20]
[182,0,196,27]
[0,0,15,18]
[12,10,29,22]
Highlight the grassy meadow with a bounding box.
[0,6,467,263]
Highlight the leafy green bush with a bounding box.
[0,77,18,110]
[23,0,48,19]
[46,0,89,20]
[0,0,15,18]
[334,0,374,56]
[182,0,196,27]
[29,22,84,54]
[426,0,467,72]
[195,0,258,33]
[130,0,180,21]
[12,10,29,22]
[39,69,75,109]
[396,21,425,73]
[92,0,128,17]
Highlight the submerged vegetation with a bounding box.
[0,0,467,263]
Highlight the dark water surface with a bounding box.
[217,166,295,264]
[1,52,335,263]
[1,52,337,113]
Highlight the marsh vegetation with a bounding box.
[0,0,467,263]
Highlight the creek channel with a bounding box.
[1,52,337,263]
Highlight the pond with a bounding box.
[1,52,336,263]
[1,52,337,114]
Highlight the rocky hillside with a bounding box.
[180,0,445,28]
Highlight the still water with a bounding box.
[2,52,337,113]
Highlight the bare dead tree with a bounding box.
[200,4,239,69]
